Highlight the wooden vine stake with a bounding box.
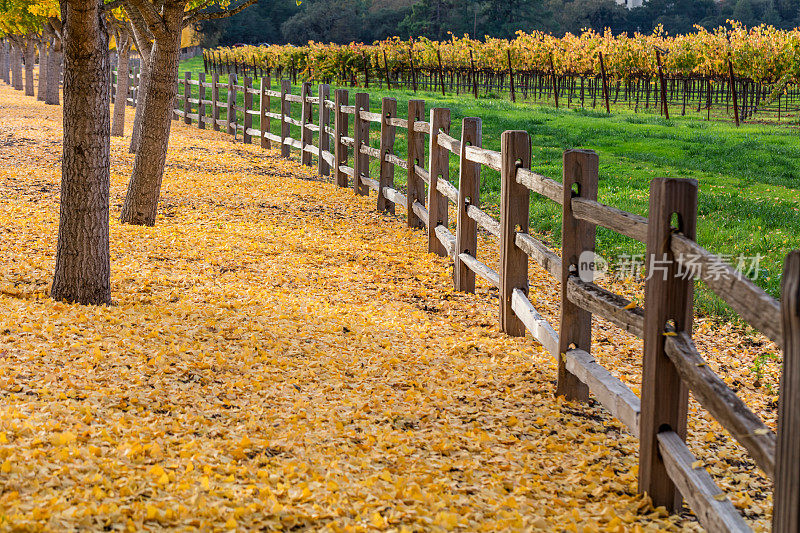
[318,84,331,177]
[499,131,531,336]
[353,92,370,196]
[280,79,291,158]
[377,97,397,213]
[437,49,446,96]
[774,250,800,532]
[639,177,697,512]
[656,51,669,120]
[507,49,516,103]
[333,88,349,188]
[728,57,740,127]
[556,150,598,401]
[549,53,558,109]
[383,50,392,90]
[406,100,426,229]
[455,118,482,293]
[408,44,418,93]
[469,49,478,98]
[599,52,611,114]
[427,108,451,256]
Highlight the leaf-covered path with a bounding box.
[0,84,772,531]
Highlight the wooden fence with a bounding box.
[110,68,800,532]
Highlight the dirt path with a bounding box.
[0,83,771,531]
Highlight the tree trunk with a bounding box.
[124,6,154,154]
[37,39,47,101]
[24,37,35,97]
[1,40,9,84]
[128,51,150,152]
[52,0,112,306]
[11,43,23,91]
[120,5,183,226]
[112,31,131,137]
[46,38,63,106]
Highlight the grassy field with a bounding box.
[175,56,800,320]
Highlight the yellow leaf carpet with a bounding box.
[0,82,777,531]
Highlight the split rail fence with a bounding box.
[109,68,800,532]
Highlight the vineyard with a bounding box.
[206,23,800,123]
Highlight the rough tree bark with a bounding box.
[119,3,184,226]
[45,34,62,106]
[37,38,47,101]
[1,40,9,84]
[124,5,153,154]
[24,37,35,97]
[112,27,131,137]
[11,41,23,90]
[51,0,112,305]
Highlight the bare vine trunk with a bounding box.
[37,40,47,101]
[46,39,62,106]
[112,32,131,137]
[51,0,112,305]
[120,5,183,226]
[24,37,35,97]
[11,43,23,90]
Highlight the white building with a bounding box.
[616,0,644,8]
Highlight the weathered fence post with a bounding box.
[198,72,206,130]
[227,73,237,136]
[377,97,397,213]
[499,131,531,335]
[300,82,313,166]
[454,118,482,293]
[639,177,697,512]
[556,150,599,402]
[334,88,349,187]
[172,77,180,121]
[406,100,426,229]
[353,92,370,196]
[318,84,331,177]
[280,79,291,158]
[260,76,271,149]
[212,73,220,132]
[111,68,116,104]
[131,66,138,106]
[184,72,191,125]
[243,76,253,144]
[774,250,800,532]
[427,108,451,256]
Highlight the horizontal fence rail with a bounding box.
[105,67,800,533]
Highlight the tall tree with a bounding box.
[118,0,257,227]
[111,19,131,136]
[51,0,112,305]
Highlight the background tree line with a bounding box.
[198,0,800,47]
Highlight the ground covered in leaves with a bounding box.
[0,83,778,531]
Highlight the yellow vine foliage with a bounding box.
[212,22,800,84]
